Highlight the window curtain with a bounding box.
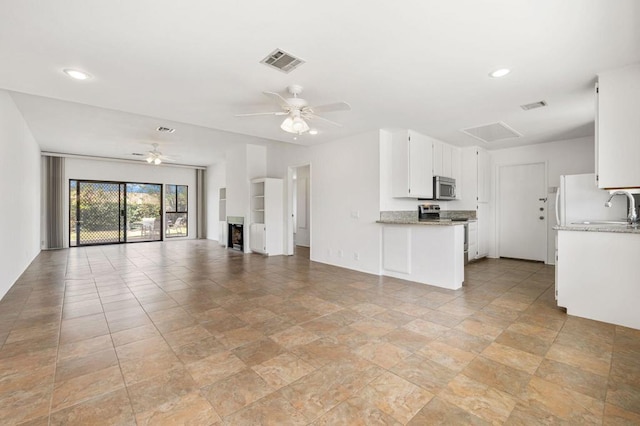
[44,155,65,249]
[195,169,206,239]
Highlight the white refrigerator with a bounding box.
[555,173,626,226]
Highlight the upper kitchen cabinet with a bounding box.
[432,140,461,182]
[391,130,433,198]
[477,148,491,202]
[596,64,640,189]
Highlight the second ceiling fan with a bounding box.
[236,85,351,135]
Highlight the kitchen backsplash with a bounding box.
[441,210,477,220]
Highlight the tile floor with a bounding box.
[1,240,639,425]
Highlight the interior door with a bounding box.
[498,163,547,261]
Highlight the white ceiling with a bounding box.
[1,0,639,166]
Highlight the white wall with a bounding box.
[206,161,226,241]
[310,131,381,273]
[267,131,381,274]
[294,165,310,247]
[0,91,41,300]
[489,136,595,264]
[64,157,198,246]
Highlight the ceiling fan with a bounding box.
[236,85,351,135]
[144,143,175,165]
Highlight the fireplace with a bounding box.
[227,216,244,251]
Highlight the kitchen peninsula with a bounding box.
[555,224,640,329]
[377,211,468,290]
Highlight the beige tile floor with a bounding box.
[1,240,639,425]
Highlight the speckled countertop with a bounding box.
[376,219,469,226]
[554,224,640,234]
[377,210,476,226]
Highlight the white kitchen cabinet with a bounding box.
[477,203,490,258]
[468,221,478,260]
[432,141,458,181]
[596,64,640,189]
[250,178,283,255]
[391,130,433,198]
[477,148,491,203]
[459,147,491,259]
[432,140,444,177]
[451,146,461,185]
[557,229,640,329]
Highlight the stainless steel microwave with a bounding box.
[434,176,456,200]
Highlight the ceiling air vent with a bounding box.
[260,49,305,73]
[520,100,548,111]
[156,126,175,133]
[461,121,522,143]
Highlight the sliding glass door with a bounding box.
[70,180,162,247]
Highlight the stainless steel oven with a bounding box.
[434,176,456,200]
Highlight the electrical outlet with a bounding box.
[338,249,344,258]
[354,252,359,260]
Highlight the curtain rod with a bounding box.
[41,151,207,170]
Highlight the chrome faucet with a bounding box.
[605,190,638,224]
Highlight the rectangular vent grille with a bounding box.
[521,100,548,110]
[461,121,522,143]
[156,126,175,133]
[261,49,305,73]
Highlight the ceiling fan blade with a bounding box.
[304,112,343,127]
[235,111,288,117]
[263,91,291,107]
[308,101,351,114]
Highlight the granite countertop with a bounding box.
[554,224,640,234]
[378,210,477,226]
[376,219,469,226]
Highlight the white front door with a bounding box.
[498,163,547,261]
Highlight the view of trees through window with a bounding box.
[165,184,188,237]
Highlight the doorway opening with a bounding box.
[69,180,162,246]
[287,164,311,257]
[497,162,547,262]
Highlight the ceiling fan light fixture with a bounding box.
[280,116,309,134]
[153,157,162,165]
[309,128,318,135]
[146,156,153,163]
[291,116,308,133]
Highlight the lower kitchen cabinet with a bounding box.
[468,221,478,260]
[556,229,640,329]
[477,203,490,258]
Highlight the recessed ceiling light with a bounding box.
[308,129,318,135]
[63,69,92,80]
[489,68,511,78]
